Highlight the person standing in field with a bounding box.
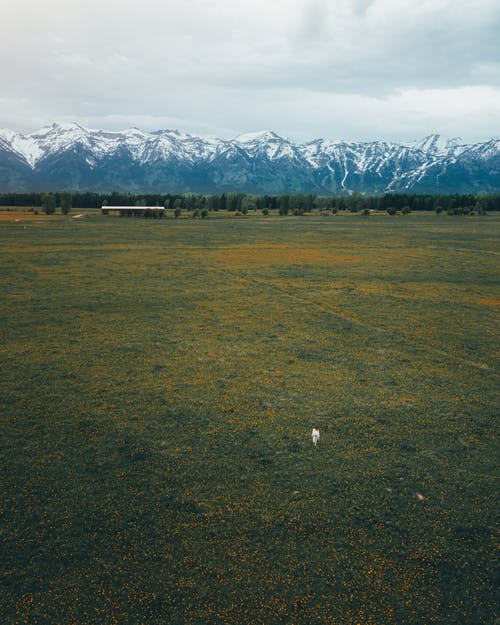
[311,426,320,446]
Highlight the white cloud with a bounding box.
[0,0,499,140]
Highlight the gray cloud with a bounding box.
[0,0,498,141]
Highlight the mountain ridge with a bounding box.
[0,123,498,194]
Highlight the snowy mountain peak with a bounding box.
[32,122,88,139]
[419,134,446,152]
[54,121,87,132]
[233,130,299,161]
[403,134,466,155]
[234,130,286,144]
[123,127,150,138]
[0,123,497,193]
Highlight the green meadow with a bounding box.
[1,211,498,624]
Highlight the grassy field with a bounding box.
[1,210,498,624]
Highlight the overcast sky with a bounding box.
[1,0,499,142]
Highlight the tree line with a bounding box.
[0,191,498,215]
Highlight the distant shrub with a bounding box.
[262,208,269,216]
[475,201,487,216]
[386,207,398,215]
[447,207,472,216]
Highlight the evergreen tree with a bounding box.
[278,194,290,215]
[60,193,72,215]
[41,194,56,215]
[241,195,257,213]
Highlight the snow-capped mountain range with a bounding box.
[0,122,498,194]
